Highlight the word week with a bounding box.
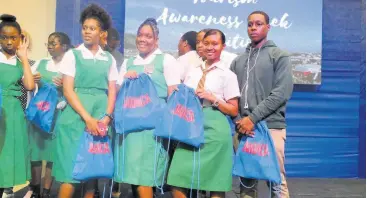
[242,141,269,157]
[88,142,110,154]
[123,94,151,108]
[171,104,195,122]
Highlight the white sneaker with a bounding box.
[2,192,14,198]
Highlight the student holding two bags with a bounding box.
[167,29,240,198]
[115,18,180,198]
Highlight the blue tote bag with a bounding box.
[114,73,163,134]
[155,84,204,148]
[25,82,58,133]
[232,121,281,184]
[72,132,114,181]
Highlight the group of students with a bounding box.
[0,3,293,198]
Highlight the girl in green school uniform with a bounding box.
[167,29,240,198]
[27,32,72,198]
[114,18,180,198]
[52,4,118,198]
[0,14,35,195]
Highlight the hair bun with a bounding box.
[0,14,17,22]
[144,18,157,25]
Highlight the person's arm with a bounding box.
[216,98,238,117]
[197,89,238,117]
[196,70,240,117]
[248,55,293,124]
[163,54,180,96]
[30,60,42,85]
[17,37,35,90]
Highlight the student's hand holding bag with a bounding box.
[84,116,101,136]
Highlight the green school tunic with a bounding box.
[113,54,169,186]
[167,107,233,192]
[52,49,113,183]
[0,57,31,187]
[29,59,60,162]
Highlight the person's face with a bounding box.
[0,26,21,55]
[196,31,206,58]
[108,39,120,51]
[203,33,225,62]
[47,35,64,58]
[247,14,270,44]
[136,25,157,56]
[177,38,187,56]
[82,18,103,46]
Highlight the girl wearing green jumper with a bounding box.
[115,18,180,198]
[52,4,118,198]
[27,32,72,198]
[0,14,35,195]
[168,29,240,198]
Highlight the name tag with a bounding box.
[144,64,155,75]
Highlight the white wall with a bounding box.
[0,0,57,60]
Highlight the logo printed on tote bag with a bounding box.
[123,94,152,108]
[36,101,50,112]
[242,141,269,157]
[88,142,111,154]
[171,104,195,122]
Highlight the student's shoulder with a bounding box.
[268,46,289,60]
[163,53,176,60]
[221,67,238,79]
[230,51,248,66]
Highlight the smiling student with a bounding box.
[167,29,240,198]
[114,18,180,198]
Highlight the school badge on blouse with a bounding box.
[144,64,155,75]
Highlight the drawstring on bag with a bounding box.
[189,147,201,198]
[238,178,257,189]
[153,136,168,194]
[197,147,201,198]
[109,180,114,198]
[153,92,177,195]
[102,181,106,198]
[115,79,134,182]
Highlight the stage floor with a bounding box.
[7,178,366,198]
